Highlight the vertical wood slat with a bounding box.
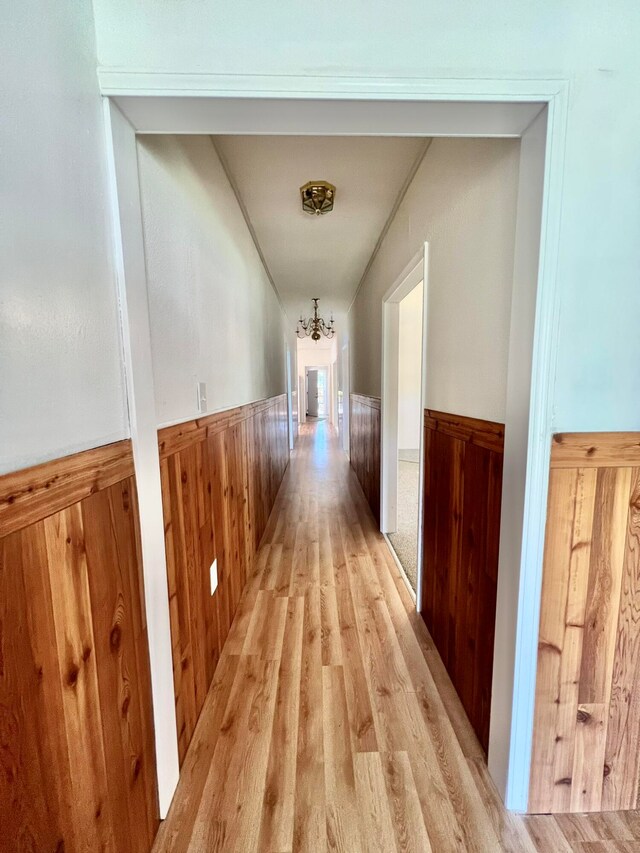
[530,467,597,813]
[158,394,290,764]
[82,481,158,852]
[529,432,640,813]
[0,524,68,852]
[44,504,115,851]
[603,469,640,810]
[420,409,504,753]
[349,393,381,526]
[0,441,158,853]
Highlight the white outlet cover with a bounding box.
[210,558,218,595]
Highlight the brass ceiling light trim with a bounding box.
[300,180,336,216]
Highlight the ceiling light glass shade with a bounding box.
[300,180,336,215]
[296,298,335,341]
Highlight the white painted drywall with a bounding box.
[0,0,128,474]
[92,0,640,432]
[397,284,423,450]
[296,338,338,380]
[351,138,520,424]
[136,135,287,426]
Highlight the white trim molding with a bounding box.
[103,100,180,818]
[98,70,566,100]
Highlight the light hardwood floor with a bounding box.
[154,421,640,852]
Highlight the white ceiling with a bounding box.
[213,135,426,320]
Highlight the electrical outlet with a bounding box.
[210,558,218,595]
[196,381,207,413]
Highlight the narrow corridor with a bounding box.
[154,422,640,852]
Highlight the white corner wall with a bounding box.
[92,0,640,433]
[0,0,128,474]
[398,284,423,449]
[351,138,520,421]
[136,135,287,425]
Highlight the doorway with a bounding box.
[381,236,508,755]
[306,366,328,419]
[387,283,424,593]
[106,89,562,811]
[381,251,427,599]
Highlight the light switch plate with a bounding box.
[210,558,218,595]
[196,381,207,413]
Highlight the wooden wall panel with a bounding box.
[529,432,640,813]
[158,394,289,762]
[420,409,504,752]
[349,393,381,525]
[0,443,158,852]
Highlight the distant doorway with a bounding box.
[306,366,328,419]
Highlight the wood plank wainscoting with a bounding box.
[157,394,289,763]
[421,409,504,753]
[0,441,159,852]
[529,431,640,813]
[349,393,381,525]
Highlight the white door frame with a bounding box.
[381,249,426,534]
[285,340,294,450]
[341,342,350,457]
[330,362,338,427]
[103,102,180,816]
[381,248,428,601]
[298,375,306,426]
[103,79,568,812]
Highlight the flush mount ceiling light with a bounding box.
[300,180,336,215]
[296,298,335,342]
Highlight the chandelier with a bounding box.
[296,298,335,342]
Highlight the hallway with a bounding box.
[5,1,640,849]
[153,422,640,852]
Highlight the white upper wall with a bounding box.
[91,0,640,432]
[352,138,520,423]
[0,0,128,474]
[296,336,338,379]
[91,0,636,80]
[136,135,287,426]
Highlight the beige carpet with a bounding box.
[388,458,420,591]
